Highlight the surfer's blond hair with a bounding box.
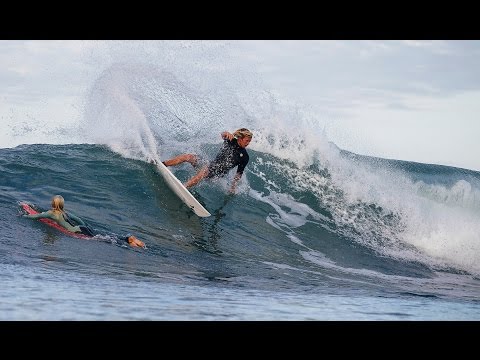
[233,128,253,139]
[51,195,65,212]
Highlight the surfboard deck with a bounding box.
[20,202,92,239]
[155,162,211,217]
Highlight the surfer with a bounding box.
[22,195,145,248]
[161,128,253,193]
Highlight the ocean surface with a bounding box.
[1,142,480,320]
[1,41,479,321]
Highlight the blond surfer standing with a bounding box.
[161,128,253,194]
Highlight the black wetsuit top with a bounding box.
[206,138,249,179]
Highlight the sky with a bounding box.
[234,40,480,171]
[1,40,479,171]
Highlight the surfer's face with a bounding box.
[237,136,252,148]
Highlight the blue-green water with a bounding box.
[1,144,480,320]
[1,262,478,320]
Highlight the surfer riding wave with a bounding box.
[159,128,253,194]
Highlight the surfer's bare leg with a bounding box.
[163,154,199,167]
[184,166,209,188]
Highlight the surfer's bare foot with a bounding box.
[127,236,146,249]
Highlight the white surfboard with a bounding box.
[155,161,211,217]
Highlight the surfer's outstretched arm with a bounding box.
[229,173,243,194]
[23,210,53,220]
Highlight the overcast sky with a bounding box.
[235,40,480,171]
[1,40,479,171]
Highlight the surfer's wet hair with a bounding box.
[51,195,65,212]
[233,128,253,139]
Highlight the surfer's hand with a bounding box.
[221,132,234,141]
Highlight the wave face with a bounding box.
[2,141,480,303]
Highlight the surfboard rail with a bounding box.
[155,162,211,217]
